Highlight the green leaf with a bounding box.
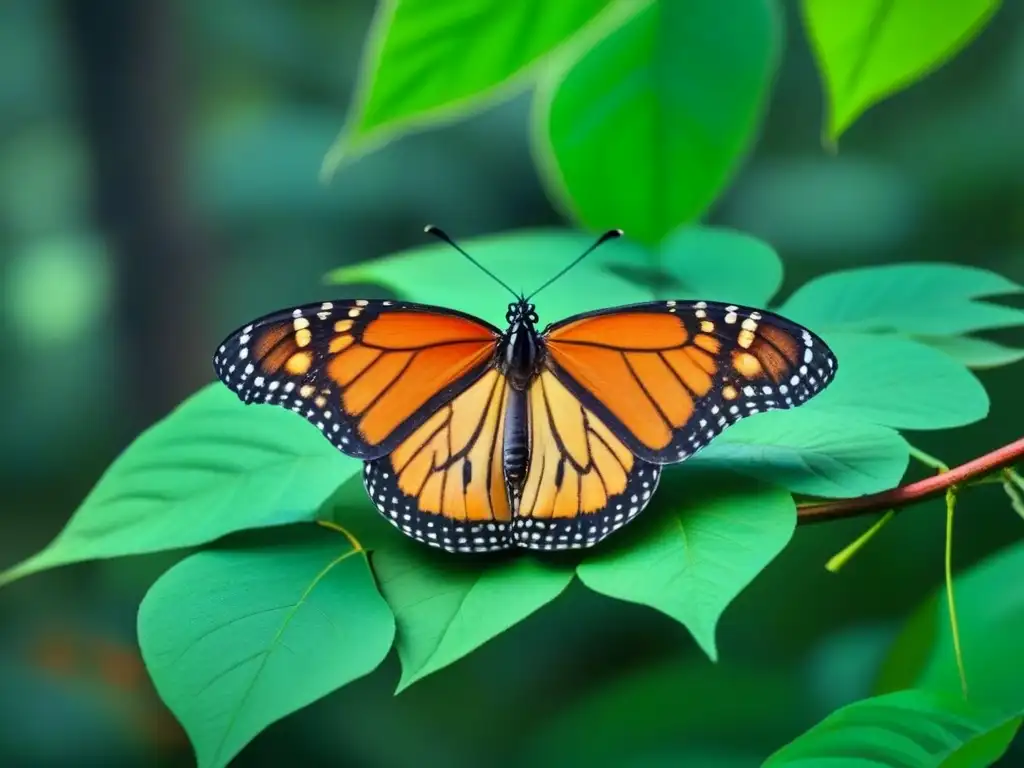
[325,228,652,327]
[803,0,1001,141]
[323,0,621,172]
[595,225,784,306]
[779,263,1023,336]
[765,688,1019,767]
[952,718,1024,768]
[693,409,909,498]
[0,385,356,588]
[808,333,990,430]
[372,544,573,691]
[879,542,1024,715]
[534,0,780,245]
[137,527,394,768]
[577,471,795,660]
[916,335,1024,370]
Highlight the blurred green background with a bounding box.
[1,0,1022,765]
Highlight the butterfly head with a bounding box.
[506,299,539,326]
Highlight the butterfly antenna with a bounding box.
[424,225,519,299]
[526,229,623,301]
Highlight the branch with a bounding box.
[797,437,1024,524]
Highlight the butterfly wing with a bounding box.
[514,370,661,550]
[541,300,837,464]
[363,368,513,553]
[213,299,500,459]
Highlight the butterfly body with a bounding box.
[214,294,837,554]
[501,387,529,488]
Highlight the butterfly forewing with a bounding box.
[213,299,500,459]
[542,300,837,465]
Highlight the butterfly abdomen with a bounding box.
[502,388,530,489]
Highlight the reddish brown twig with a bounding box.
[797,437,1024,524]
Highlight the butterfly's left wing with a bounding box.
[540,300,838,465]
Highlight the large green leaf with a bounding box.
[373,545,573,691]
[0,385,356,587]
[779,263,1023,336]
[877,542,1024,715]
[577,471,795,659]
[807,333,990,430]
[803,0,1002,141]
[595,225,784,306]
[534,0,780,245]
[917,335,1024,370]
[323,0,621,172]
[764,689,1019,767]
[137,527,394,768]
[325,228,652,327]
[693,409,909,498]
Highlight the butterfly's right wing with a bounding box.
[214,299,501,459]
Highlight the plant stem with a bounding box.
[943,485,968,698]
[797,437,1024,524]
[909,446,950,472]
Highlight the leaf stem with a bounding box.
[825,510,895,572]
[316,520,365,553]
[1002,471,1024,519]
[943,485,968,699]
[797,436,1024,523]
[908,445,950,473]
[1006,467,1024,494]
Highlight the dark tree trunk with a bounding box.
[59,0,213,430]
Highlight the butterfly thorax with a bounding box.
[496,300,545,392]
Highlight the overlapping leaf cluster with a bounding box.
[2,1,1017,766]
[3,231,1018,767]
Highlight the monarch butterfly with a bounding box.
[213,228,837,553]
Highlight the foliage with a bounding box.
[4,1,1021,766]
[802,0,1002,142]
[137,527,393,768]
[577,471,795,660]
[764,688,1020,767]
[763,538,1024,766]
[372,545,573,692]
[876,542,1024,715]
[533,0,780,244]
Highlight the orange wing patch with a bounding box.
[362,369,512,553]
[543,301,838,465]
[352,341,493,445]
[213,299,500,460]
[549,312,686,348]
[514,371,661,551]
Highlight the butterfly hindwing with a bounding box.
[514,371,661,550]
[542,300,837,464]
[362,368,513,553]
[214,299,500,459]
